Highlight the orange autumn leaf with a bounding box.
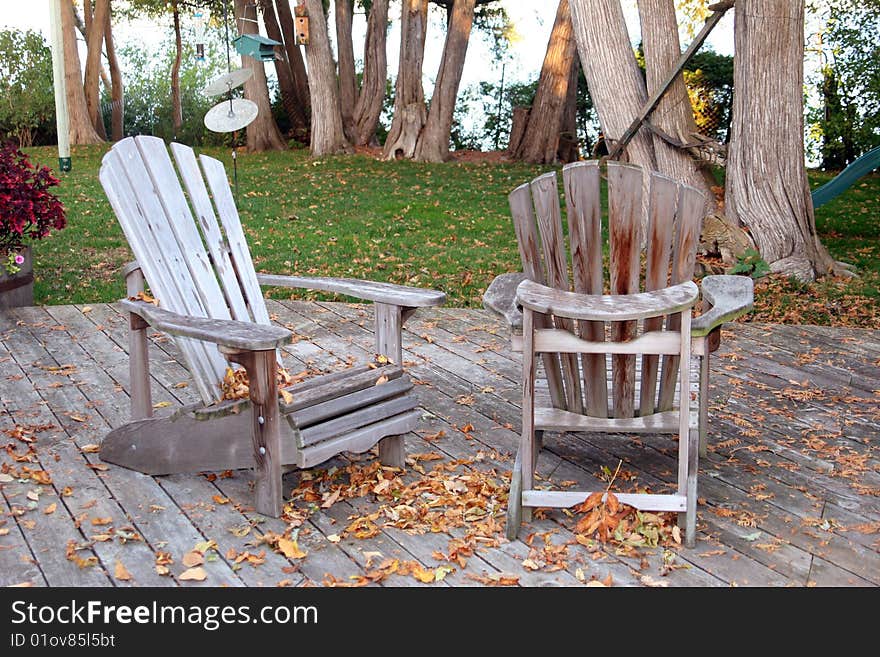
[179,567,207,582]
[277,537,307,559]
[43,503,56,515]
[182,551,204,568]
[114,561,132,581]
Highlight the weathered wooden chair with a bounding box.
[483,160,753,547]
[98,136,445,517]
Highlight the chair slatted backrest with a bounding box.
[509,160,705,419]
[99,136,275,405]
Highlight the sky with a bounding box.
[3,1,735,91]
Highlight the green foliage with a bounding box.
[20,144,880,326]
[729,248,771,279]
[683,50,733,143]
[114,37,228,145]
[806,0,880,168]
[0,29,56,147]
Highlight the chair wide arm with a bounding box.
[692,275,754,337]
[483,272,527,331]
[119,299,292,351]
[257,274,446,308]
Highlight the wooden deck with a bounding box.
[0,301,877,587]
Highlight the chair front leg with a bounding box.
[125,267,152,420]
[222,347,283,518]
[373,303,416,468]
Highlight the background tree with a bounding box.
[61,0,102,144]
[725,0,843,280]
[259,0,309,142]
[302,0,351,155]
[0,30,56,147]
[234,0,286,151]
[806,0,880,169]
[509,0,579,164]
[413,0,478,161]
[347,0,390,146]
[82,0,111,140]
[383,0,428,159]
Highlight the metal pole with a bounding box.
[48,0,71,172]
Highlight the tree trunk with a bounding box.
[351,0,389,146]
[259,0,309,139]
[171,1,183,137]
[506,106,530,155]
[302,0,351,156]
[104,1,123,141]
[83,0,109,140]
[569,0,655,172]
[557,58,580,163]
[413,0,477,162]
[335,0,358,140]
[725,0,837,281]
[276,0,311,120]
[637,0,714,199]
[514,0,578,164]
[383,0,428,159]
[235,0,287,152]
[62,0,102,144]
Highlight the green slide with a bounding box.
[811,145,880,208]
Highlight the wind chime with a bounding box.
[202,1,273,195]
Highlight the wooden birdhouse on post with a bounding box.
[294,3,309,45]
[232,34,282,61]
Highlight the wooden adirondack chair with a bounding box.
[98,136,445,517]
[483,160,753,547]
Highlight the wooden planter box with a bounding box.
[0,245,34,309]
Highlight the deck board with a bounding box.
[1,301,877,587]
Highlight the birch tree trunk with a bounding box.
[513,0,578,164]
[334,0,358,140]
[383,0,428,159]
[235,0,287,151]
[62,0,102,144]
[104,2,123,141]
[351,0,389,146]
[302,0,351,156]
[413,0,477,162]
[83,0,109,140]
[725,0,838,280]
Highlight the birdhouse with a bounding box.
[232,34,282,62]
[294,4,309,45]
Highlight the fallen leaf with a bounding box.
[277,537,307,559]
[91,517,112,526]
[80,444,100,453]
[326,534,341,544]
[114,561,132,581]
[0,474,13,483]
[152,401,171,409]
[179,566,207,582]
[43,503,56,515]
[69,414,87,423]
[211,495,229,505]
[182,551,204,567]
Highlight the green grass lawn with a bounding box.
[22,144,880,327]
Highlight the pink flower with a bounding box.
[14,254,24,265]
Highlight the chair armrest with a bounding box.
[691,275,754,337]
[517,279,699,322]
[119,299,292,351]
[257,274,446,308]
[483,272,526,331]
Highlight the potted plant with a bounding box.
[0,142,66,309]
